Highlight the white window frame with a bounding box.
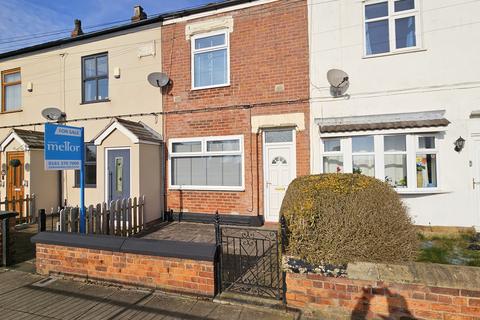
[383,134,409,188]
[319,133,441,193]
[352,135,376,176]
[191,29,230,90]
[169,135,244,191]
[321,138,346,173]
[415,134,439,189]
[363,0,422,57]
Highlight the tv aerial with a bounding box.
[327,69,349,97]
[41,107,66,122]
[147,72,171,88]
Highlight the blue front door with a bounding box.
[107,149,130,202]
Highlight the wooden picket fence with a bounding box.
[48,196,145,236]
[0,194,36,224]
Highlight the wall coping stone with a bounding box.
[347,261,480,290]
[0,212,18,220]
[32,232,217,261]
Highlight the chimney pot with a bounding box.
[71,19,84,38]
[131,5,147,22]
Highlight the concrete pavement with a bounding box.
[0,269,302,320]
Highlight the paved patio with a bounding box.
[0,269,300,320]
[140,222,216,243]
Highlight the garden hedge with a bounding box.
[281,174,418,265]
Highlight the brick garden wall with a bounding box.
[162,0,310,216]
[286,273,480,320]
[36,243,215,297]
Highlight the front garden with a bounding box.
[418,230,480,267]
[281,174,480,320]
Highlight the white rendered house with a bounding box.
[309,0,480,228]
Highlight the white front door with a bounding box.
[472,139,480,229]
[264,129,296,222]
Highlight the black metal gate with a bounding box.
[216,225,282,300]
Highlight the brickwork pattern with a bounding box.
[286,273,480,320]
[36,244,215,297]
[162,0,310,216]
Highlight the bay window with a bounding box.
[321,133,440,191]
[170,135,243,190]
[364,0,420,56]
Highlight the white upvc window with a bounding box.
[169,135,244,191]
[320,133,440,192]
[322,138,344,173]
[364,0,421,56]
[191,30,230,90]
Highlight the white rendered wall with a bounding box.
[309,0,480,227]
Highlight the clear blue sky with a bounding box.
[0,0,223,53]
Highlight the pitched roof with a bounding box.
[316,110,450,134]
[93,118,162,146]
[13,129,45,149]
[115,118,163,143]
[0,0,260,60]
[0,129,44,151]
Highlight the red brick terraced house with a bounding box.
[161,0,309,225]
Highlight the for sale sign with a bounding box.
[44,123,84,170]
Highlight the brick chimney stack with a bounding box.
[71,19,84,38]
[131,5,147,22]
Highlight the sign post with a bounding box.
[44,123,85,233]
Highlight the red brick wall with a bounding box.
[36,244,215,297]
[286,273,480,320]
[162,0,310,216]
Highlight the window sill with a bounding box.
[191,83,230,91]
[80,99,111,105]
[73,186,97,189]
[395,188,448,195]
[362,48,427,59]
[169,186,244,192]
[1,109,23,114]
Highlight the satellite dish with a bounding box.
[41,107,66,121]
[148,72,170,88]
[327,69,349,97]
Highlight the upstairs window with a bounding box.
[1,68,21,112]
[192,30,229,89]
[364,0,419,56]
[82,53,108,103]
